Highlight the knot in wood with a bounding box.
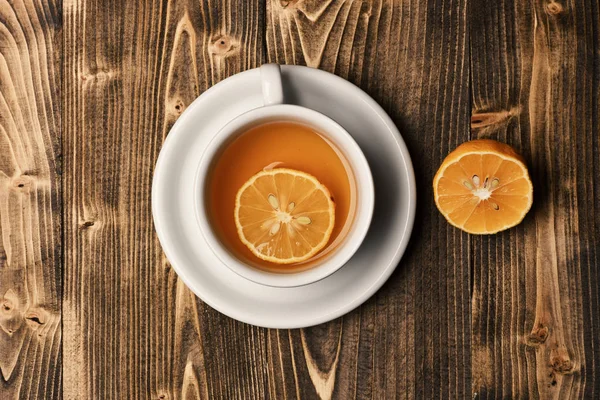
[546,2,564,15]
[210,36,237,56]
[551,355,574,374]
[80,220,96,230]
[526,324,549,346]
[1,299,14,313]
[174,99,185,115]
[25,307,49,330]
[12,175,34,191]
[2,289,20,309]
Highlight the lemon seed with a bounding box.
[268,194,279,210]
[296,216,311,225]
[270,222,281,235]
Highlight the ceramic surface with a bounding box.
[152,65,416,329]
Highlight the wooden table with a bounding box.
[1,0,599,398]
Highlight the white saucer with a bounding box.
[152,65,416,329]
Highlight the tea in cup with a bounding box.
[195,64,374,287]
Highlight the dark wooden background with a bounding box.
[0,0,598,398]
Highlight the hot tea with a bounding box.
[207,121,355,272]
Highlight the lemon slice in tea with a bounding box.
[234,168,335,264]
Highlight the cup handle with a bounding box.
[260,64,284,106]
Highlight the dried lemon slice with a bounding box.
[234,168,335,264]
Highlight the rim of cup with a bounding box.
[194,104,374,287]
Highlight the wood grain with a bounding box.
[470,0,600,398]
[0,0,597,398]
[267,0,471,398]
[0,0,62,399]
[61,0,471,398]
[62,0,266,398]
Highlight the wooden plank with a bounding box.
[266,0,471,398]
[62,0,265,398]
[0,0,62,399]
[63,0,472,397]
[470,0,600,398]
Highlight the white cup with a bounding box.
[195,64,374,287]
